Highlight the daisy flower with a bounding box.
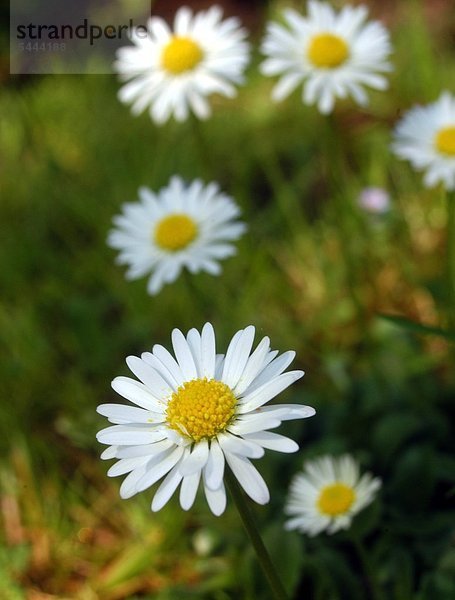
[358,186,390,214]
[260,1,392,114]
[107,176,246,295]
[284,455,381,535]
[114,5,250,124]
[392,91,455,190]
[96,323,315,516]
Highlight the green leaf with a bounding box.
[377,314,455,342]
[262,523,305,597]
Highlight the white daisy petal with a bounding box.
[108,456,149,477]
[217,432,265,459]
[200,322,216,378]
[233,336,271,396]
[179,439,209,476]
[100,446,118,460]
[135,446,185,492]
[221,326,256,388]
[243,431,299,453]
[204,439,225,490]
[151,462,184,512]
[125,356,173,399]
[259,404,316,420]
[179,470,202,510]
[119,465,148,499]
[115,438,175,459]
[228,415,282,435]
[111,376,163,411]
[141,351,180,389]
[204,480,227,516]
[186,328,202,376]
[172,328,198,380]
[244,351,298,395]
[237,371,304,413]
[151,344,186,388]
[225,453,270,505]
[96,424,167,446]
[96,403,156,424]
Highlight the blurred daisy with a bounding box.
[96,323,315,516]
[260,1,392,114]
[115,5,250,124]
[107,176,246,295]
[284,455,381,535]
[358,186,390,214]
[392,91,455,190]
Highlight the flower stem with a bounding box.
[446,190,455,329]
[323,115,367,326]
[225,469,288,600]
[189,115,215,178]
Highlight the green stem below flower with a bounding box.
[446,190,455,329]
[323,115,367,327]
[225,469,289,600]
[351,536,385,600]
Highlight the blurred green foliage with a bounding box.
[1,0,455,598]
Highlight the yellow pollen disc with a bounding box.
[317,482,356,516]
[154,214,197,252]
[307,33,349,69]
[166,378,237,442]
[435,126,455,156]
[161,36,203,74]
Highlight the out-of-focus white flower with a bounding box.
[260,1,392,114]
[284,455,381,535]
[96,323,315,515]
[358,187,390,214]
[107,176,246,295]
[392,91,455,190]
[114,6,250,124]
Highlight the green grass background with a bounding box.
[1,1,455,598]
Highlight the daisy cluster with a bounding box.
[112,2,455,191]
[98,0,453,533]
[115,1,392,122]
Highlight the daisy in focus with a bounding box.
[260,1,392,114]
[96,323,315,515]
[107,176,246,295]
[392,91,455,190]
[114,5,250,124]
[284,455,381,536]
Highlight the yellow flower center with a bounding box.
[154,214,198,252]
[161,36,204,74]
[166,378,237,442]
[317,482,356,516]
[434,125,455,156]
[307,33,349,69]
